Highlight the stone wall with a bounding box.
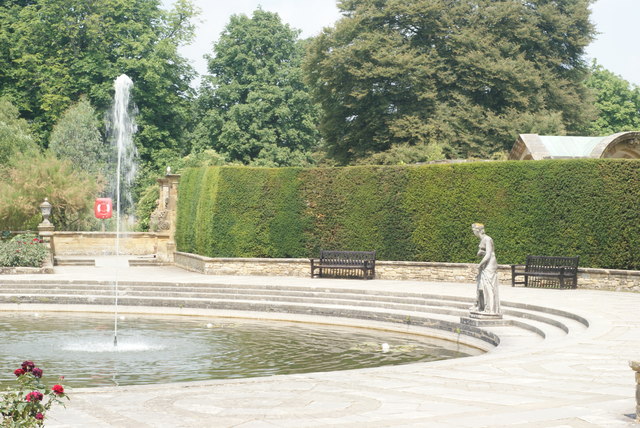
[174,252,640,292]
[53,232,171,260]
[175,252,309,277]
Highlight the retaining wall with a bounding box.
[52,232,171,259]
[174,252,640,292]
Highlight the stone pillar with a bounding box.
[631,361,640,422]
[150,173,180,262]
[37,198,55,267]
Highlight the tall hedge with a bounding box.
[176,160,640,269]
[177,167,308,258]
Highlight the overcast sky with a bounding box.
[163,0,640,87]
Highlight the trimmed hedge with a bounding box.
[177,167,308,258]
[176,160,640,269]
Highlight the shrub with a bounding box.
[0,360,68,427]
[0,151,102,231]
[0,234,48,268]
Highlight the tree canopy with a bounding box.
[0,0,197,164]
[193,9,320,166]
[304,0,597,164]
[49,97,107,176]
[0,97,39,167]
[585,62,640,135]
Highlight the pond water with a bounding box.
[0,312,476,388]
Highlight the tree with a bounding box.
[0,97,39,167]
[304,0,596,163]
[0,0,197,165]
[49,97,107,175]
[194,9,320,166]
[585,62,640,135]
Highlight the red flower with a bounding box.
[21,361,35,372]
[51,384,64,395]
[14,368,25,377]
[35,412,44,420]
[25,391,43,402]
[32,367,43,378]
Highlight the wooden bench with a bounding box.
[511,255,579,289]
[310,250,376,279]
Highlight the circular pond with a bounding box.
[0,312,476,388]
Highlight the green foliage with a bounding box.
[49,97,107,175]
[0,234,48,267]
[0,97,39,167]
[0,151,102,231]
[175,167,206,253]
[177,167,308,257]
[355,141,448,165]
[134,184,159,232]
[304,0,596,163]
[0,0,197,163]
[300,166,415,260]
[176,160,640,270]
[194,9,320,166]
[585,62,640,135]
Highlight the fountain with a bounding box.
[0,76,479,390]
[0,312,476,388]
[107,74,138,347]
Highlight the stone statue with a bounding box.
[471,223,501,316]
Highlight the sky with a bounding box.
[163,0,640,87]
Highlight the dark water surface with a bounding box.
[0,312,475,388]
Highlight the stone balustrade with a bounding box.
[52,231,172,261]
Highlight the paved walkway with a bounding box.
[2,260,639,427]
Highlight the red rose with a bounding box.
[14,368,25,377]
[51,384,64,395]
[25,391,43,402]
[35,412,44,420]
[21,361,35,372]
[32,367,43,378]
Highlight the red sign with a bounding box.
[94,198,113,219]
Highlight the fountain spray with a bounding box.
[109,74,138,347]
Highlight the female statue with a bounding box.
[471,223,500,315]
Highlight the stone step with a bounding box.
[53,257,95,266]
[0,281,581,340]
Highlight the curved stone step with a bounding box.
[0,280,586,344]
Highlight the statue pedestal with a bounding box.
[460,312,507,327]
[469,311,502,320]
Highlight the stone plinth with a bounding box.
[461,314,508,327]
[469,311,503,320]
